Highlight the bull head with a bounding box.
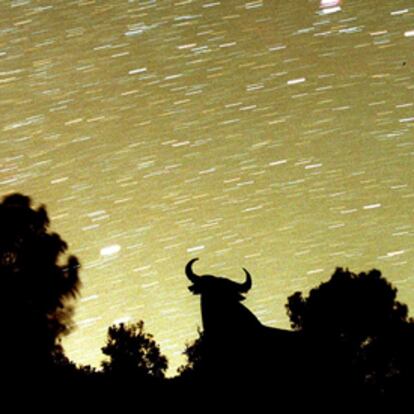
[185,258,252,295]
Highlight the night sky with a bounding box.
[1,0,413,375]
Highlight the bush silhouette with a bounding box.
[177,329,204,379]
[101,321,168,382]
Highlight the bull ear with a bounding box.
[238,268,252,292]
[185,258,201,283]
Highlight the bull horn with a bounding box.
[185,258,201,283]
[238,268,252,292]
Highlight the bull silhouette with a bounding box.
[185,258,308,395]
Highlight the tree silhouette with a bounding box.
[101,321,168,382]
[0,193,80,373]
[177,329,204,379]
[286,267,414,399]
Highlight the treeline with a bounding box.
[1,193,413,408]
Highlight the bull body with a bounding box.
[185,258,307,393]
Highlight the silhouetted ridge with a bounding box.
[1,193,413,408]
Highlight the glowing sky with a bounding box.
[1,0,413,375]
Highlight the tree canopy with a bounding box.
[101,321,168,381]
[0,193,80,369]
[177,329,204,379]
[286,268,410,337]
[286,267,414,396]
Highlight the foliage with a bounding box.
[287,268,409,336]
[177,329,204,378]
[0,193,80,365]
[286,267,414,394]
[101,321,168,380]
